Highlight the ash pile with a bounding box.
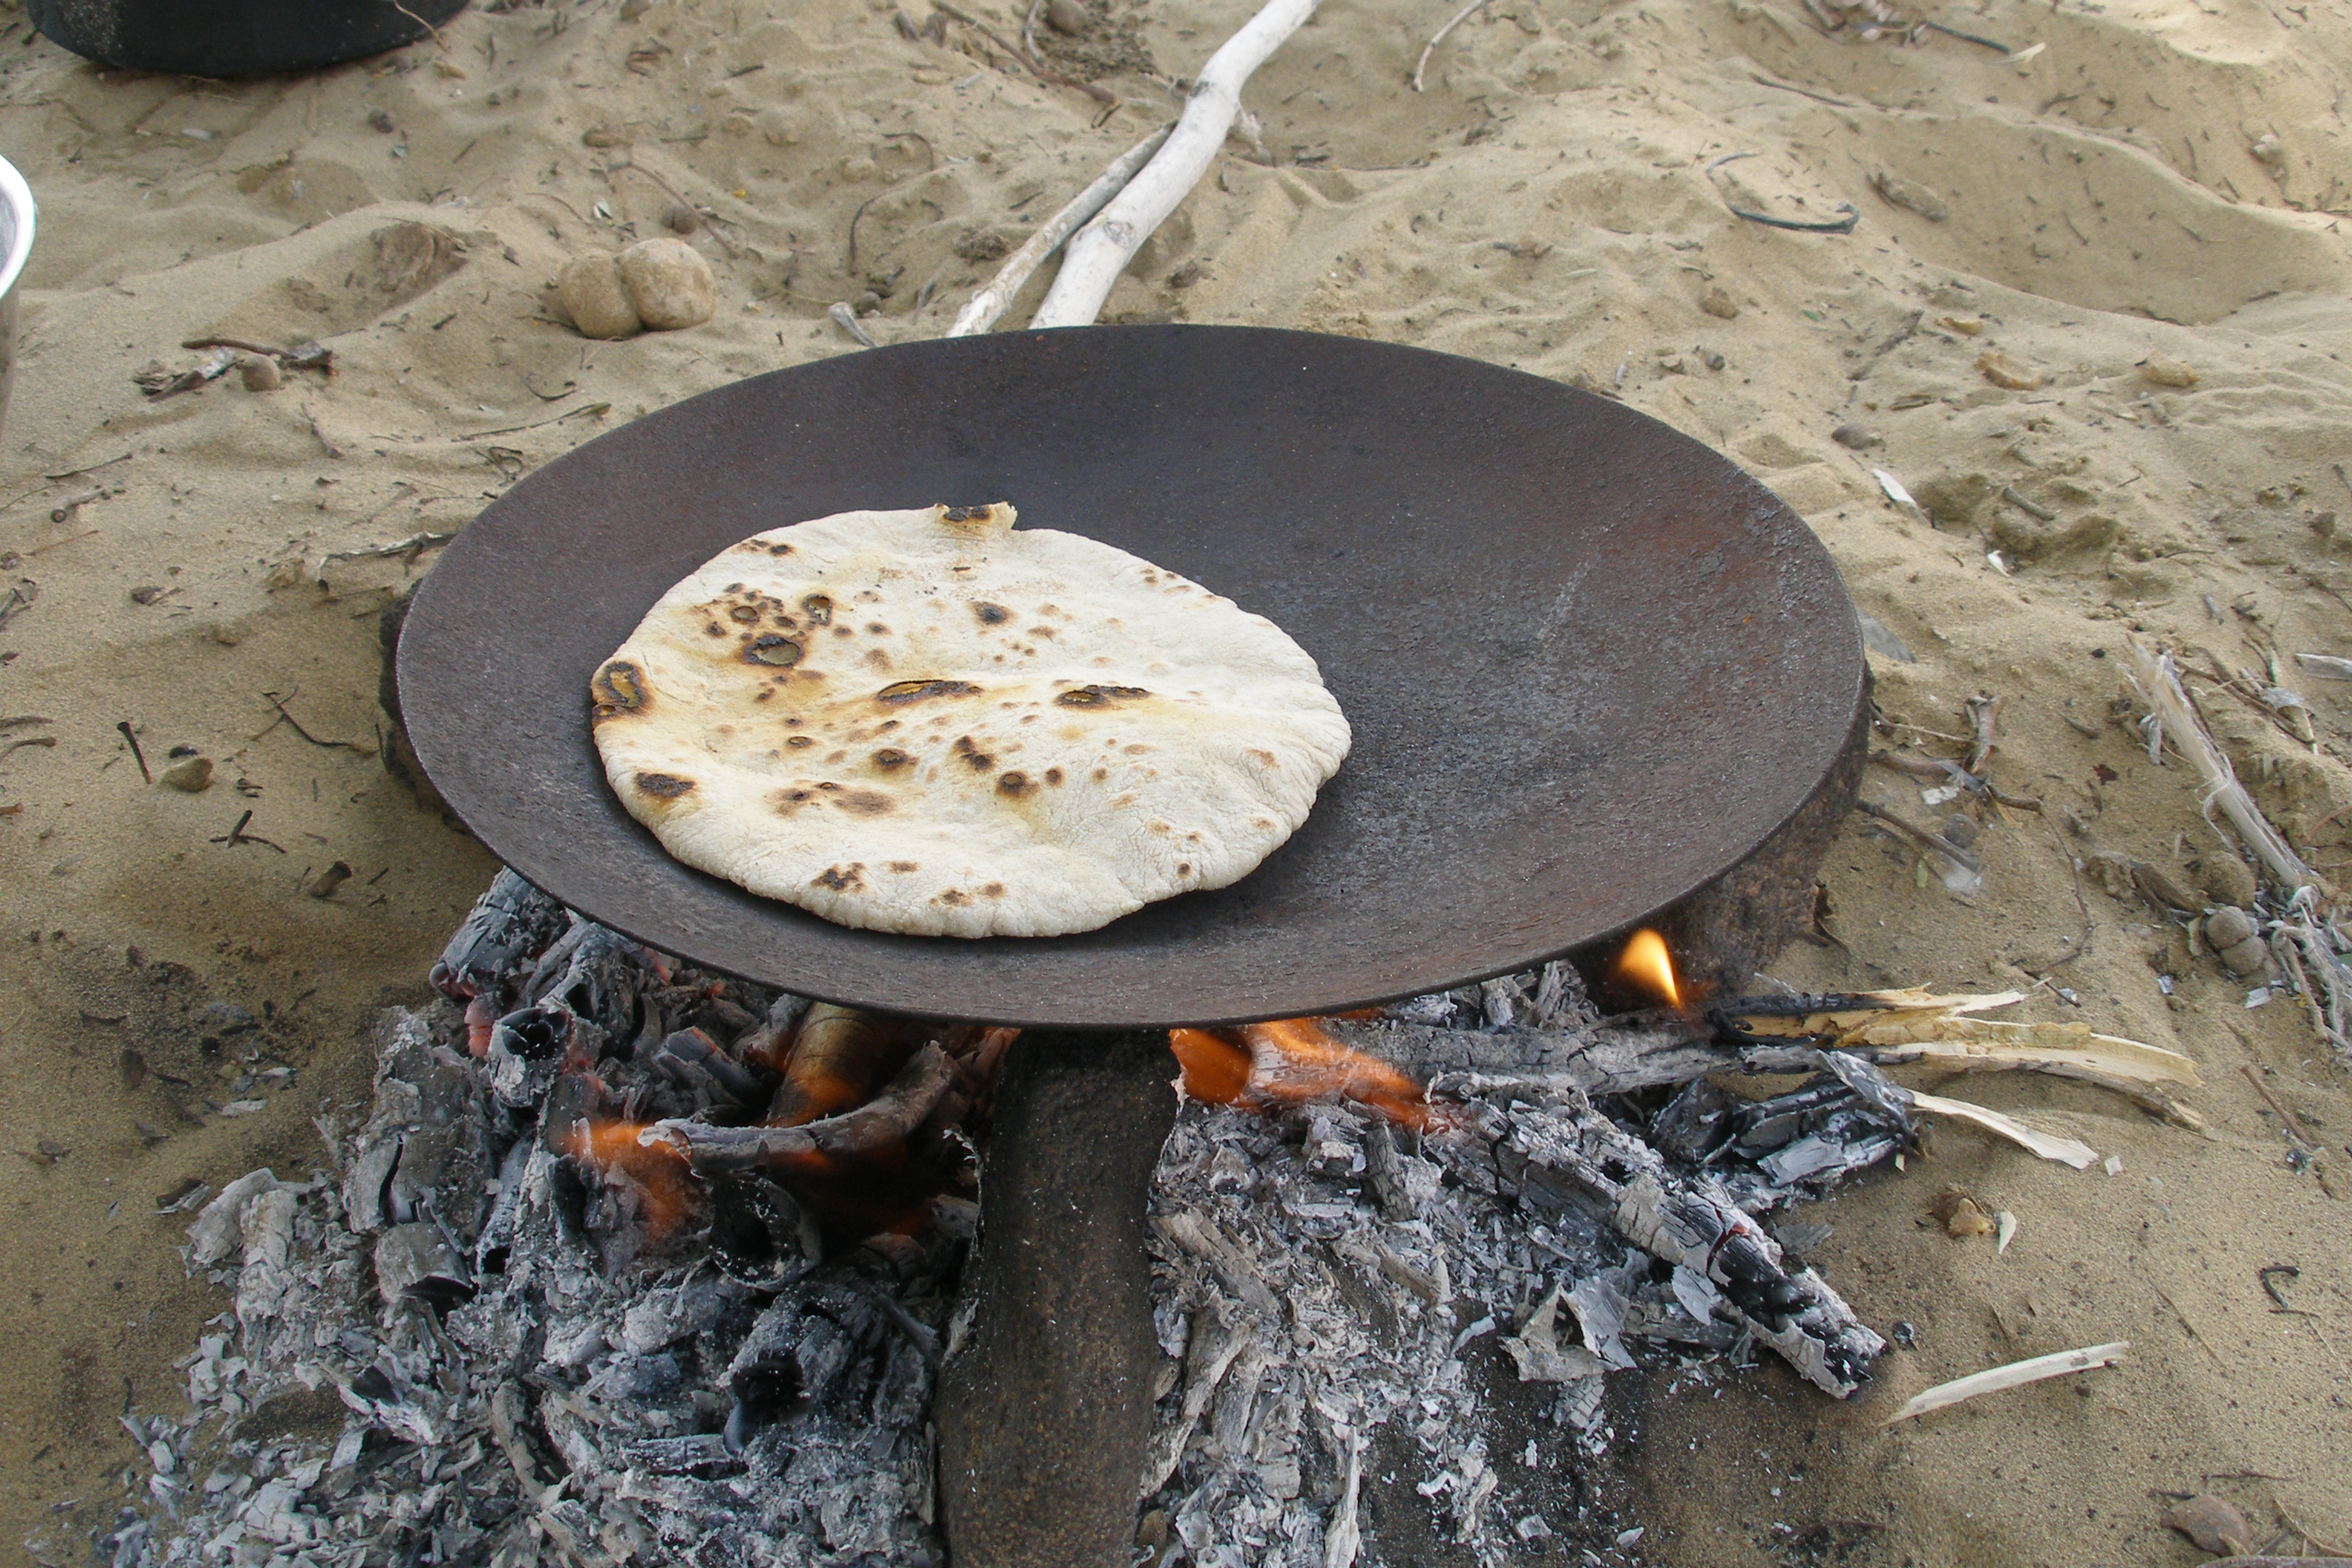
[102,874,1917,1568]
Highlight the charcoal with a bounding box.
[430,867,567,1001]
[624,1432,744,1478]
[705,1171,822,1290]
[485,1003,571,1109]
[345,1009,492,1240]
[373,1221,474,1311]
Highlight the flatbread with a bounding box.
[591,502,1351,937]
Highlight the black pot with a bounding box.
[28,0,470,77]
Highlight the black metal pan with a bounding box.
[397,324,1864,1027]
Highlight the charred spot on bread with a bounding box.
[942,505,991,524]
[812,864,864,891]
[871,749,911,770]
[996,771,1034,798]
[728,604,761,623]
[972,601,1011,626]
[886,861,919,873]
[877,679,982,706]
[801,593,833,625]
[592,662,646,717]
[744,635,802,668]
[952,737,995,771]
[935,887,971,906]
[1044,767,1063,785]
[835,789,894,815]
[1054,684,1151,707]
[634,772,694,799]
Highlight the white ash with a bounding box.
[100,886,1907,1568]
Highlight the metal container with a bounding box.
[0,154,34,449]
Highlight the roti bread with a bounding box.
[590,502,1351,937]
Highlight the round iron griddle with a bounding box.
[397,325,1864,1028]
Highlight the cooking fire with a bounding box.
[101,867,2194,1567]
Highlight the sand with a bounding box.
[2,0,2349,1559]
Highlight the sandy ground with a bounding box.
[2,0,2350,1559]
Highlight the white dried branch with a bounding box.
[1906,1090,2098,1168]
[1883,1341,2129,1426]
[948,124,1173,338]
[1413,0,1498,92]
[2128,639,2333,903]
[1031,0,1318,328]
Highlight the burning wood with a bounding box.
[105,890,2207,1568]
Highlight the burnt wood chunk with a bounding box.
[935,1029,1177,1568]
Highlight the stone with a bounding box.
[2199,854,2256,909]
[1699,286,1738,319]
[159,756,214,792]
[556,253,642,339]
[239,356,280,392]
[616,237,717,331]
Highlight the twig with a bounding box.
[2127,639,2332,903]
[209,810,286,853]
[456,402,612,441]
[1868,749,2043,812]
[1023,0,1046,64]
[1919,18,2012,51]
[931,2,1116,103]
[389,0,452,51]
[1749,72,1857,108]
[1413,0,1497,91]
[1034,0,1319,327]
[1704,152,1860,234]
[116,721,151,784]
[1882,1342,2128,1425]
[253,691,373,754]
[2000,484,2055,521]
[2239,1064,2316,1152]
[1857,799,1982,873]
[948,124,1173,336]
[2022,813,2095,976]
[0,736,56,760]
[319,531,458,567]
[2272,1498,2352,1558]
[42,452,132,483]
[603,158,739,256]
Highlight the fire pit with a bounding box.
[393,325,1867,1566]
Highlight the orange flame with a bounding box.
[1613,927,1681,1009]
[1170,1018,1440,1132]
[564,1119,698,1237]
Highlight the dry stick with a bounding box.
[1857,799,1982,874]
[947,124,1173,337]
[116,720,151,784]
[2024,812,2094,976]
[1031,0,1320,328]
[2127,639,2332,903]
[1023,0,1047,64]
[2239,1063,2316,1152]
[930,2,1115,103]
[1413,0,1497,92]
[1882,1341,2128,1426]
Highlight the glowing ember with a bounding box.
[564,1119,699,1236]
[1614,926,1681,1008]
[1170,1018,1438,1130]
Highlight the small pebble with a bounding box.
[665,204,700,235]
[2141,354,2198,388]
[367,109,395,134]
[1045,0,1088,31]
[2249,132,2284,168]
[853,289,884,315]
[240,355,281,392]
[582,128,627,149]
[307,861,354,900]
[556,253,644,339]
[1975,349,2045,390]
[159,756,214,792]
[129,585,166,604]
[2159,1494,2252,1557]
[1831,422,1876,449]
[616,237,717,331]
[1699,286,1738,320]
[1701,350,1726,371]
[1940,813,1978,850]
[619,0,654,17]
[1890,1320,1917,1348]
